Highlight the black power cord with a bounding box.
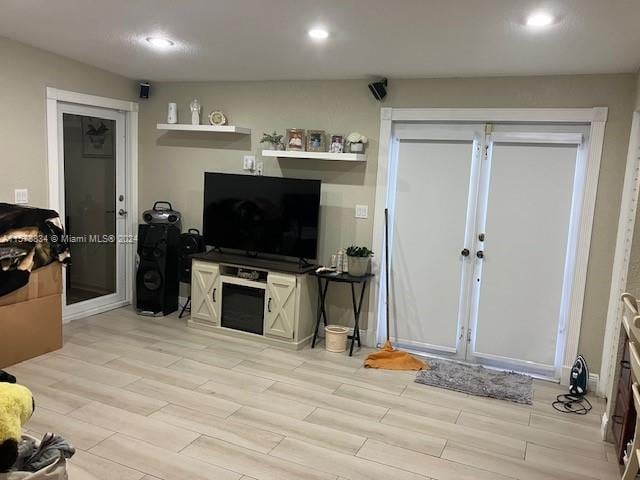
[552,393,592,415]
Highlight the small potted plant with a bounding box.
[346,245,373,276]
[260,131,284,150]
[346,132,368,153]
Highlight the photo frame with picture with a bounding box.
[306,130,326,152]
[286,129,306,151]
[82,116,114,157]
[328,134,345,153]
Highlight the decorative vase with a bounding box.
[167,103,177,124]
[347,256,370,277]
[350,142,365,153]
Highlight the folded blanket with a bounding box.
[12,433,75,472]
[0,204,70,297]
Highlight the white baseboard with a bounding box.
[601,412,609,441]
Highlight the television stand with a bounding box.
[187,251,318,350]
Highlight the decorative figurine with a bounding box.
[190,98,201,126]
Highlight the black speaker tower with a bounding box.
[136,224,180,316]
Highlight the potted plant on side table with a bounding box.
[346,245,373,276]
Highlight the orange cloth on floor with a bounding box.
[363,340,429,371]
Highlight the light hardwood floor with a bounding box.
[10,307,619,480]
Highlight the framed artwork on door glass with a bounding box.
[82,117,114,158]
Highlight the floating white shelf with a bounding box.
[156,123,251,135]
[261,149,367,162]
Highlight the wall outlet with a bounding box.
[255,161,264,176]
[14,189,28,204]
[355,204,368,219]
[243,155,255,171]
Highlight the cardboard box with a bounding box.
[0,263,63,368]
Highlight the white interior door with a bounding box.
[390,125,482,357]
[468,133,582,375]
[58,103,128,320]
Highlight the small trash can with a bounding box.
[325,325,349,353]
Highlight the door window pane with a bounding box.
[63,114,116,305]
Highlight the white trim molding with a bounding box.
[46,87,138,113]
[599,111,640,397]
[45,87,139,320]
[368,107,609,382]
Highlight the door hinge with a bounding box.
[458,326,465,341]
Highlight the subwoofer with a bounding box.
[136,224,180,316]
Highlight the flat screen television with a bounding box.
[203,173,321,260]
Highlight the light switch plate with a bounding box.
[243,155,255,171]
[355,204,368,219]
[14,189,28,204]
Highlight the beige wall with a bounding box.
[0,37,136,207]
[139,74,635,372]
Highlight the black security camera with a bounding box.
[368,78,388,101]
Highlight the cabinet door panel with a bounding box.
[191,262,220,325]
[265,273,296,339]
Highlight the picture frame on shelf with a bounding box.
[307,130,326,152]
[329,134,345,153]
[286,128,305,151]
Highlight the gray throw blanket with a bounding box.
[12,434,74,472]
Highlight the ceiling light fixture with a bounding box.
[145,37,175,49]
[525,12,555,27]
[308,28,329,41]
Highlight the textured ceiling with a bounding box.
[1,0,639,81]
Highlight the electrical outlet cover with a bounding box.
[355,204,368,219]
[243,155,255,170]
[14,189,28,204]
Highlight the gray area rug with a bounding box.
[415,358,533,404]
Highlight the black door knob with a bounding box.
[461,248,470,257]
[476,251,484,259]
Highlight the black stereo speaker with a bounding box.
[136,224,180,316]
[179,228,205,283]
[368,78,388,101]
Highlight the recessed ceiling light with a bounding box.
[308,28,329,41]
[525,12,555,27]
[145,37,175,49]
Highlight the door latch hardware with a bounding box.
[467,329,472,343]
[478,233,485,242]
[459,327,465,341]
[461,248,470,257]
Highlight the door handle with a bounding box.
[118,209,127,216]
[212,288,217,302]
[267,297,272,313]
[461,248,470,257]
[476,251,484,259]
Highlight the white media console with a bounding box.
[188,252,317,349]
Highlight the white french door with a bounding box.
[389,123,586,377]
[57,103,129,320]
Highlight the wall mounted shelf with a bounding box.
[157,123,251,135]
[261,150,367,162]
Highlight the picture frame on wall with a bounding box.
[286,128,306,151]
[329,134,345,153]
[307,130,326,152]
[82,116,114,158]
